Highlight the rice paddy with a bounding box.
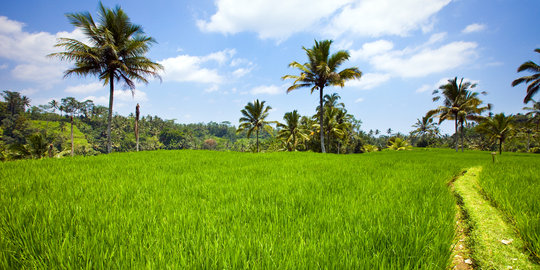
[0,149,538,268]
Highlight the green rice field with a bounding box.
[0,149,538,268]
[479,154,540,261]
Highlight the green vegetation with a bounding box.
[282,39,362,153]
[51,2,163,153]
[0,149,491,268]
[454,167,537,269]
[30,120,90,148]
[479,155,540,262]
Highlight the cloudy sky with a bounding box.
[1,0,539,134]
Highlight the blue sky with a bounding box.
[1,0,539,134]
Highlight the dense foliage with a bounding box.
[1,90,539,161]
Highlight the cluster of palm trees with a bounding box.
[237,92,360,153]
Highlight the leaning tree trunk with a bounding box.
[135,103,140,152]
[319,87,326,153]
[454,117,458,152]
[70,115,74,157]
[106,75,114,154]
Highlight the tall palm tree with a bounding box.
[237,99,273,153]
[277,110,309,151]
[457,91,491,152]
[512,48,540,103]
[429,77,488,152]
[282,39,362,153]
[476,113,514,154]
[50,3,163,153]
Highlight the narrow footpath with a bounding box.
[450,167,539,269]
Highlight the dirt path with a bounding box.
[451,167,539,269]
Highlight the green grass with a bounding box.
[0,149,537,268]
[478,153,540,262]
[454,167,537,269]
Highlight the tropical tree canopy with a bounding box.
[512,48,540,103]
[237,99,273,152]
[276,110,309,151]
[476,113,514,154]
[50,2,163,153]
[282,39,361,153]
[429,77,490,152]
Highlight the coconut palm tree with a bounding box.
[50,3,163,153]
[237,99,273,153]
[429,77,488,152]
[512,48,540,103]
[282,39,362,153]
[411,114,440,146]
[1,91,29,116]
[48,99,59,114]
[277,110,309,151]
[476,113,514,154]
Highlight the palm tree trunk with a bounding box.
[70,115,74,157]
[292,131,296,151]
[454,117,458,152]
[319,87,326,153]
[256,129,259,153]
[135,104,140,152]
[107,75,114,154]
[460,121,464,152]
[527,131,531,152]
[499,139,503,155]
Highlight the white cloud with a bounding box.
[370,41,478,77]
[462,23,486,34]
[198,0,451,40]
[159,49,250,84]
[65,82,105,94]
[354,98,364,103]
[0,16,24,34]
[326,0,451,38]
[350,40,394,61]
[197,0,351,40]
[202,49,236,65]
[250,84,283,95]
[347,73,391,89]
[426,32,447,45]
[0,16,86,85]
[159,54,225,84]
[0,64,7,70]
[232,67,251,78]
